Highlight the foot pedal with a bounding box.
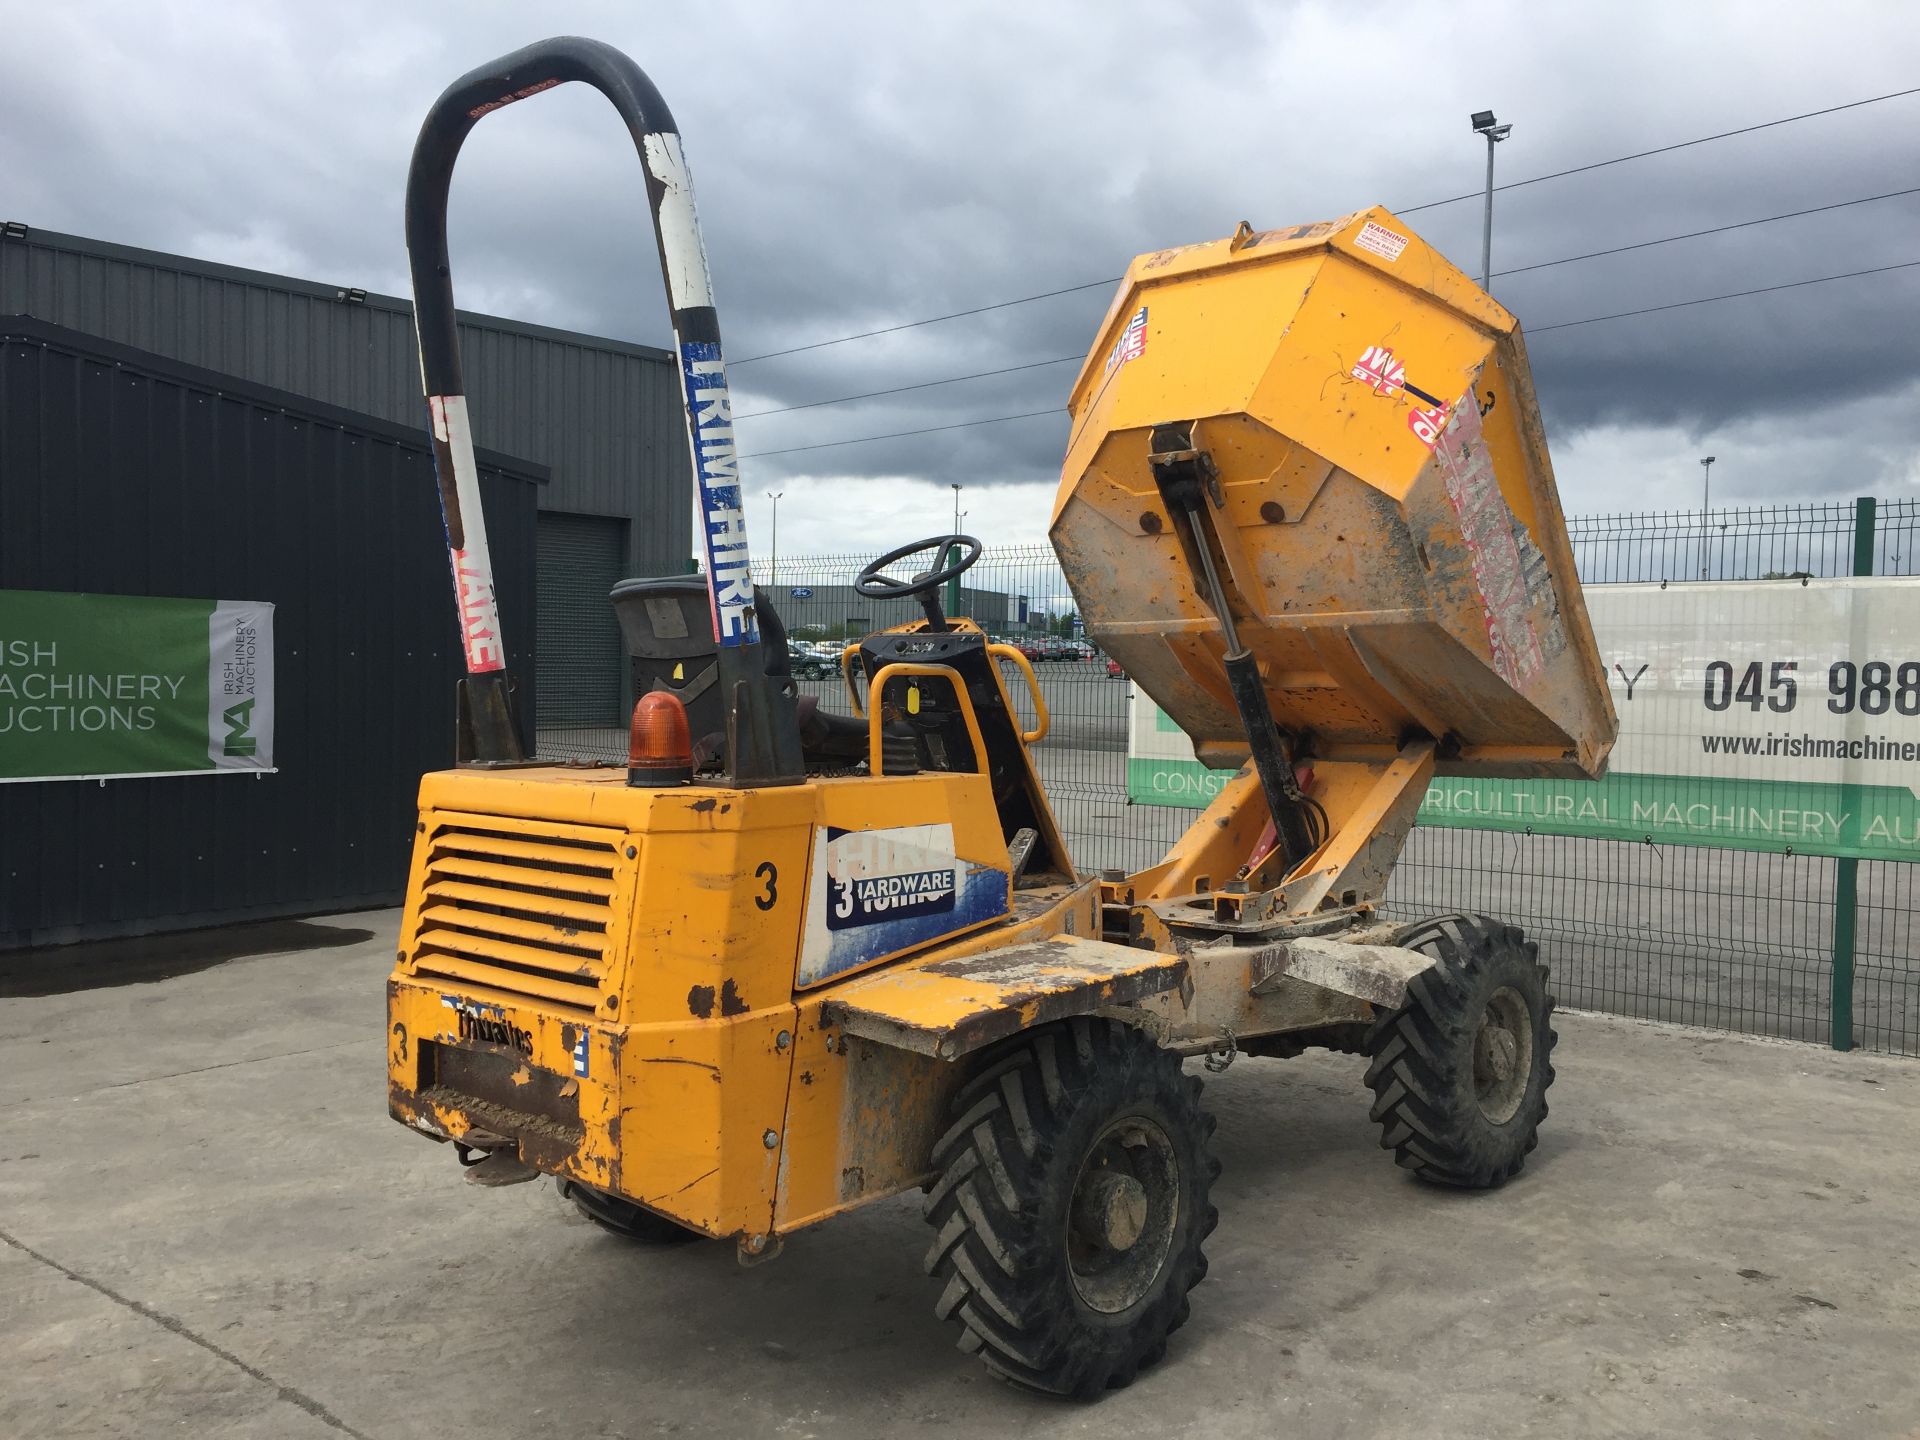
[464,1149,540,1187]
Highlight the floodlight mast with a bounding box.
[1471,110,1514,293]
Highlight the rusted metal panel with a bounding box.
[418,1040,587,1172]
[821,934,1189,1061]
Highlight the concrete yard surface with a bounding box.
[3,911,1919,1439]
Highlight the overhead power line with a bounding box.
[727,84,1920,367]
[734,353,1082,420]
[730,279,1117,367]
[1398,85,1920,217]
[1493,186,1920,278]
[737,408,1061,461]
[738,184,1920,424]
[1527,258,1920,334]
[740,259,1920,459]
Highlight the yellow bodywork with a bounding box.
[388,208,1616,1253]
[386,761,1099,1246]
[1052,205,1617,780]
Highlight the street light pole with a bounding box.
[1698,457,1716,579]
[946,483,965,621]
[766,490,782,587]
[1470,110,1513,293]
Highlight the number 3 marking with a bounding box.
[754,861,778,911]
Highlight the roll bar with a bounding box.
[404,36,802,781]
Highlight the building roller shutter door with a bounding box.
[535,512,627,727]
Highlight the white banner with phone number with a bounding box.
[1129,578,1920,861]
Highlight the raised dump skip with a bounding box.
[1051,206,1616,780]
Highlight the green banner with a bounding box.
[0,590,275,782]
[1416,771,1919,860]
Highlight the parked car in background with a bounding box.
[1107,657,1125,679]
[787,640,839,679]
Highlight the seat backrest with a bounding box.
[610,578,793,762]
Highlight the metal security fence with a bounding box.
[536,498,1920,1057]
[1381,830,1919,1057]
[1566,498,1920,583]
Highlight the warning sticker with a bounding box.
[1350,344,1406,396]
[1353,220,1410,263]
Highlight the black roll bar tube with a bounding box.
[404,35,803,780]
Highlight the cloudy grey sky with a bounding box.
[4,1,1916,557]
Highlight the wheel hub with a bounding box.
[1065,1116,1181,1315]
[1473,985,1534,1125]
[1072,1171,1149,1250]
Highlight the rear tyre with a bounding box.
[922,1019,1218,1398]
[1363,913,1556,1188]
[557,1178,704,1245]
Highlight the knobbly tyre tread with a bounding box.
[921,1018,1219,1398]
[557,1178,704,1245]
[1362,913,1557,1188]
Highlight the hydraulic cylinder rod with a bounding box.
[1149,424,1319,875]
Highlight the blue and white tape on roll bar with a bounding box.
[643,130,756,648]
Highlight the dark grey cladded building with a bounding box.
[0,223,691,728]
[0,315,542,948]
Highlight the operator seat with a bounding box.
[609,577,865,768]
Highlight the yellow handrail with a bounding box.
[840,643,866,717]
[865,663,990,777]
[986,643,1050,745]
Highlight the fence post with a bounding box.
[1829,496,1876,1051]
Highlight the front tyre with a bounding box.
[922,1019,1218,1398]
[1363,913,1557,1188]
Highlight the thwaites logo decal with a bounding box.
[442,997,532,1055]
[798,822,1008,986]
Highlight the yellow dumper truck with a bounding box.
[384,37,1616,1397]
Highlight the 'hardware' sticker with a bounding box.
[798,823,1008,985]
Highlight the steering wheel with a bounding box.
[854,533,982,601]
[855,533,981,631]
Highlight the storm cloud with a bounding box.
[2,1,1915,553]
